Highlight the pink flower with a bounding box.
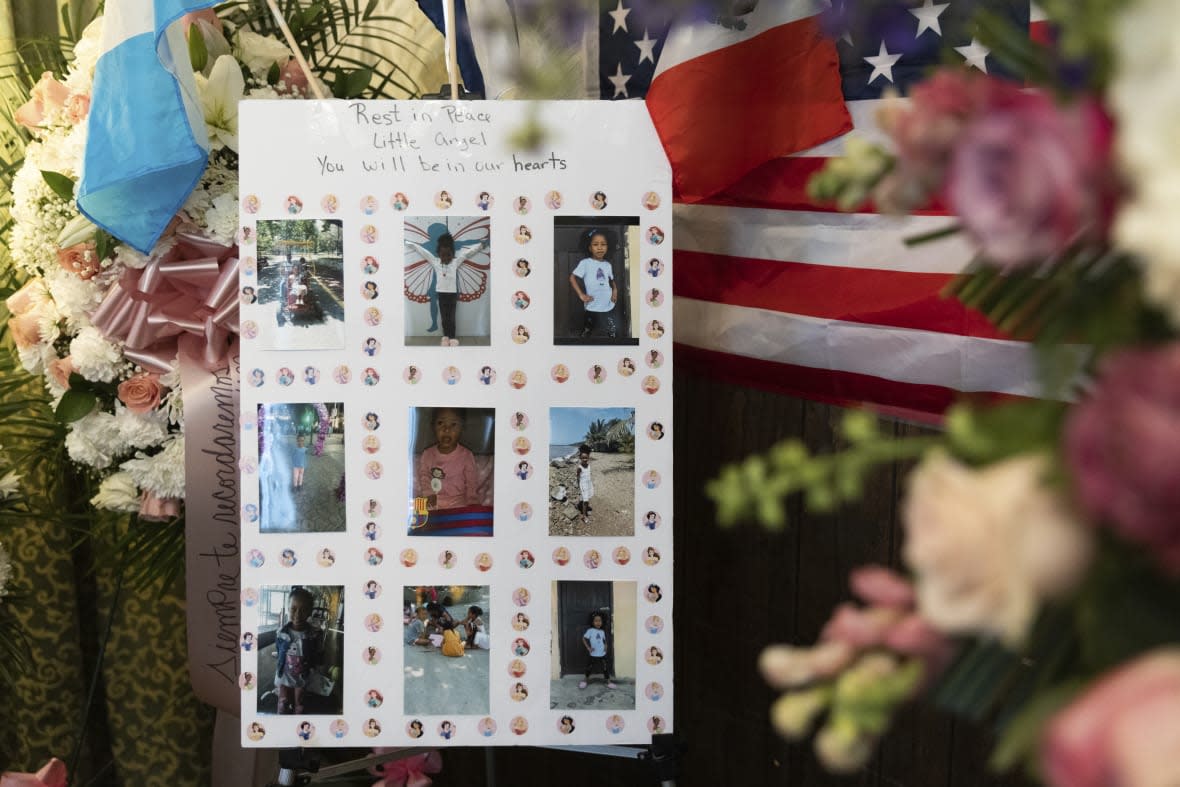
[13,72,70,129]
[1043,649,1180,787]
[56,242,99,280]
[5,281,51,351]
[47,356,75,389]
[139,492,180,522]
[278,58,310,96]
[117,373,163,413]
[875,70,985,212]
[0,758,68,787]
[1065,344,1180,573]
[946,85,1114,268]
[64,92,90,124]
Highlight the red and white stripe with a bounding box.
[671,94,1040,419]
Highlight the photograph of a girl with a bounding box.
[553,217,640,345]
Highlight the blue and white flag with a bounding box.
[77,0,217,253]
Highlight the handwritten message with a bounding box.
[313,102,570,179]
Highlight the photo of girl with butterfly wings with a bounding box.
[403,216,492,346]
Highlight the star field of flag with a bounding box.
[599,0,1029,101]
[599,0,672,99]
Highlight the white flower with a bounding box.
[113,243,150,270]
[57,212,97,247]
[0,471,21,500]
[112,405,170,452]
[203,190,240,245]
[1110,0,1180,326]
[90,471,142,513]
[0,542,11,599]
[194,55,244,153]
[121,436,185,499]
[234,30,291,78]
[902,452,1093,647]
[66,410,118,469]
[45,268,102,332]
[69,326,124,383]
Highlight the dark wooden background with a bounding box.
[436,370,1030,787]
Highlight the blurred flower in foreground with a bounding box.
[903,452,1093,646]
[1066,343,1180,573]
[1043,649,1180,787]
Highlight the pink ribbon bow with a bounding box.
[91,225,238,372]
[370,749,442,787]
[0,758,67,787]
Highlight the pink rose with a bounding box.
[64,92,90,124]
[877,70,986,211]
[139,492,181,522]
[47,356,75,389]
[946,85,1114,268]
[0,758,68,787]
[117,373,163,413]
[5,280,49,351]
[13,72,70,129]
[56,242,100,280]
[1043,650,1180,787]
[278,58,310,96]
[1065,344,1180,572]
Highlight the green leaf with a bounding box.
[944,400,1068,466]
[267,61,280,86]
[94,230,114,261]
[187,23,208,72]
[989,682,1082,775]
[341,67,372,98]
[41,170,75,202]
[54,389,97,423]
[330,67,348,98]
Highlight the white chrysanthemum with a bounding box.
[234,30,291,78]
[203,190,239,245]
[44,268,102,331]
[112,404,170,451]
[0,471,21,500]
[159,361,184,426]
[0,542,11,599]
[69,326,125,383]
[90,471,142,513]
[121,436,185,499]
[66,18,104,91]
[113,243,150,270]
[66,410,118,469]
[1110,0,1180,326]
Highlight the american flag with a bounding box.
[601,0,1051,419]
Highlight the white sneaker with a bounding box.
[449,338,460,346]
[441,337,450,347]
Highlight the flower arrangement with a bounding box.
[710,1,1180,783]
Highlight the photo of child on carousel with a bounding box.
[254,219,345,350]
[406,406,495,537]
[257,402,346,533]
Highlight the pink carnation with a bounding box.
[1043,649,1180,787]
[947,85,1114,268]
[1065,344,1180,572]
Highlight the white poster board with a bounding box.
[237,100,672,747]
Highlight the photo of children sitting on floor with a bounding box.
[403,216,491,347]
[255,219,345,350]
[552,217,641,346]
[549,408,635,537]
[550,581,636,711]
[407,407,495,536]
[258,402,346,533]
[255,585,344,716]
[404,585,491,716]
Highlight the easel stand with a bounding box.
[269,735,682,787]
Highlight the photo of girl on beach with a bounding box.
[548,408,635,537]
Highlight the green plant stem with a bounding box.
[67,568,124,787]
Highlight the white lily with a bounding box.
[0,471,22,500]
[195,55,244,153]
[57,212,97,247]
